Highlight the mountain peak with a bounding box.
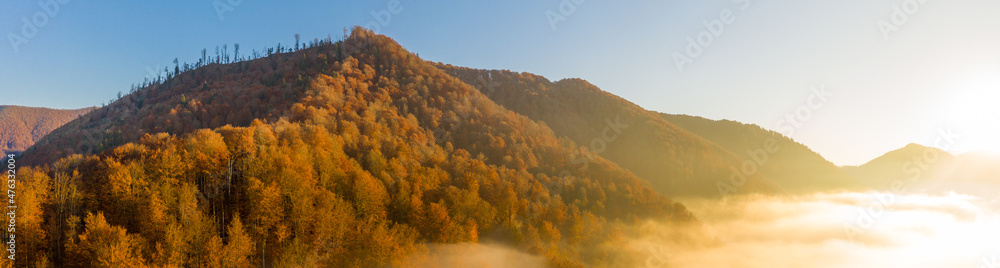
[890,143,951,158]
[902,142,930,150]
[843,142,957,188]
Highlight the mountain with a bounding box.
[661,114,864,193]
[0,105,95,154]
[15,28,695,267]
[842,143,956,191]
[435,65,781,198]
[844,143,1000,195]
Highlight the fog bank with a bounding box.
[646,192,1000,268]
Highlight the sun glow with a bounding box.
[938,69,1000,155]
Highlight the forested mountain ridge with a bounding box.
[13,27,695,267]
[436,64,782,197]
[661,114,865,193]
[0,105,95,154]
[21,44,320,166]
[843,143,1000,196]
[841,143,956,190]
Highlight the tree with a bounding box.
[139,193,169,243]
[233,43,240,61]
[423,201,454,242]
[295,34,301,50]
[15,28,704,267]
[246,178,283,265]
[364,148,387,175]
[154,222,186,267]
[201,48,208,66]
[73,213,148,268]
[352,170,388,220]
[221,216,254,268]
[16,168,50,266]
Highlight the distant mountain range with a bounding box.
[0,105,95,154]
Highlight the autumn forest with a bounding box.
[9,28,704,267]
[8,0,1000,266]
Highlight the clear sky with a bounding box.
[2,0,999,165]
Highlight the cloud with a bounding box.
[635,192,1000,268]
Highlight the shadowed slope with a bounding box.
[436,65,782,198]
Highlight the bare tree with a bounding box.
[295,34,300,50]
[201,48,207,66]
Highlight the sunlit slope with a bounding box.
[662,114,865,193]
[437,64,782,198]
[842,143,956,190]
[844,143,1000,196]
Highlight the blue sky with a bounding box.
[2,0,999,165]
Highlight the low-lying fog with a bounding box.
[414,190,1000,268]
[652,192,1000,268]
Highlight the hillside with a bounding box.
[661,114,864,193]
[844,144,1000,195]
[436,65,782,198]
[14,28,695,267]
[841,143,956,190]
[0,105,95,154]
